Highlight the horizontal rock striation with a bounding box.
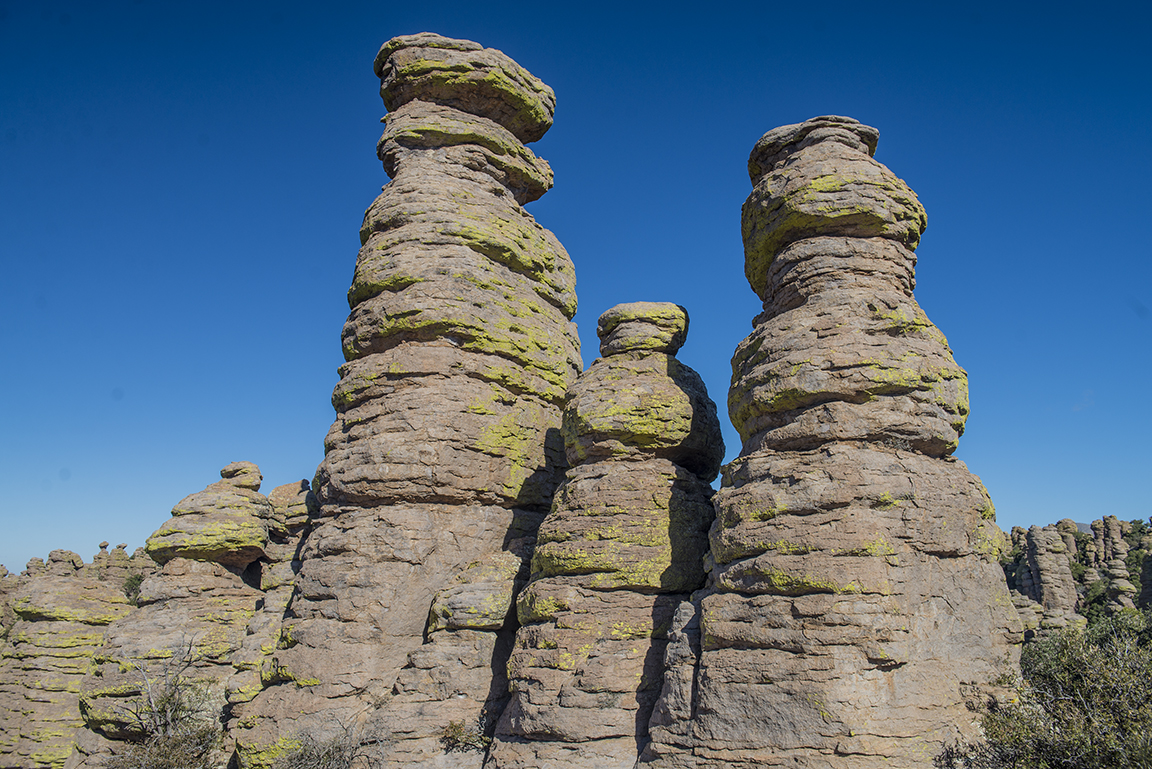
[489,303,722,769]
[230,33,579,768]
[643,116,1020,768]
[67,463,276,768]
[0,550,141,768]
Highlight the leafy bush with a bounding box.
[937,609,1152,768]
[122,572,144,605]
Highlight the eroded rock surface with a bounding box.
[1006,525,1085,636]
[0,550,138,768]
[230,33,579,768]
[67,464,273,768]
[642,116,1021,769]
[488,303,722,769]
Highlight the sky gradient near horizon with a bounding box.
[2,1,1150,571]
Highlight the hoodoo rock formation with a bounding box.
[488,303,723,768]
[228,33,580,767]
[2,36,1096,769]
[1005,525,1084,636]
[642,116,1021,768]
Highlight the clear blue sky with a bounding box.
[2,1,1149,571]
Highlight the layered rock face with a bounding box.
[644,117,1021,768]
[1007,525,1084,635]
[230,34,580,767]
[0,550,140,768]
[67,463,276,767]
[488,303,723,768]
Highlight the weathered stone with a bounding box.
[489,303,723,768]
[231,34,578,767]
[375,33,555,144]
[0,550,134,769]
[145,463,272,568]
[641,117,1020,769]
[597,302,690,356]
[1005,525,1084,636]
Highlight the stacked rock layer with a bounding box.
[488,303,723,769]
[230,34,580,768]
[1006,525,1085,636]
[0,551,138,768]
[643,117,1021,768]
[66,463,278,767]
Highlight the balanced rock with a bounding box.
[145,461,271,567]
[489,302,722,768]
[643,117,1020,769]
[231,34,579,768]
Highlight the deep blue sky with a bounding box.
[2,1,1149,570]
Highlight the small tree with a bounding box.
[938,609,1152,768]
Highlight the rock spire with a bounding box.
[643,116,1021,768]
[229,33,580,766]
[488,302,722,768]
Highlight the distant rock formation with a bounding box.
[1006,525,1085,636]
[229,33,580,767]
[0,548,146,768]
[642,116,1021,768]
[488,302,722,768]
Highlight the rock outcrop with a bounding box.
[67,463,275,767]
[229,33,580,767]
[1006,525,1084,635]
[642,116,1021,768]
[488,302,723,768]
[0,550,138,768]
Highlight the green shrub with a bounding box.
[122,572,144,605]
[937,609,1152,768]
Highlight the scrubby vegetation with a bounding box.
[105,642,221,769]
[272,723,389,769]
[937,608,1152,768]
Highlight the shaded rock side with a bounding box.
[67,464,274,768]
[0,550,135,769]
[487,303,723,769]
[230,34,579,768]
[642,117,1020,769]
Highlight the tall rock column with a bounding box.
[231,34,580,767]
[488,303,722,769]
[646,116,1021,768]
